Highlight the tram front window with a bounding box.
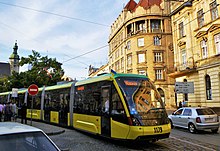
[116,77,169,126]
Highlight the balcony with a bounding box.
[151,28,162,33]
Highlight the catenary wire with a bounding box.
[0,1,110,27]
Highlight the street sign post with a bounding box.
[28,84,39,125]
[175,82,194,94]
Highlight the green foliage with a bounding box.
[0,50,64,92]
[0,76,10,92]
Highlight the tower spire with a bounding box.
[9,40,20,74]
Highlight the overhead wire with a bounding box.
[0,1,216,68]
[0,1,110,27]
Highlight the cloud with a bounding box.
[0,0,129,79]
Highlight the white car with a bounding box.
[168,107,219,133]
[0,122,61,151]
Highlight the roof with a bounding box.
[124,0,137,12]
[136,0,162,10]
[125,0,162,12]
[0,122,42,135]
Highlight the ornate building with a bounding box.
[170,0,220,107]
[9,41,20,74]
[108,0,175,108]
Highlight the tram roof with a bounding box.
[45,82,74,91]
[76,73,148,86]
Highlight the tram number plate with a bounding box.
[154,127,162,133]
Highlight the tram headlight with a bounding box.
[132,117,141,126]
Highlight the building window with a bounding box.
[197,9,204,28]
[205,75,212,100]
[138,53,145,63]
[201,40,208,59]
[115,49,119,59]
[154,36,161,46]
[127,54,132,67]
[136,20,146,33]
[210,0,218,20]
[179,22,184,38]
[121,46,124,56]
[121,58,124,69]
[137,38,144,47]
[115,61,120,71]
[181,49,187,65]
[151,19,161,32]
[214,33,220,54]
[138,70,146,75]
[154,52,163,62]
[155,69,163,80]
[127,41,131,50]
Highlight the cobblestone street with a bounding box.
[25,120,220,151]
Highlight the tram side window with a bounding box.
[44,88,70,112]
[0,96,7,104]
[18,93,25,107]
[74,81,111,115]
[27,93,41,109]
[111,87,125,115]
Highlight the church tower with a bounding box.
[9,41,20,74]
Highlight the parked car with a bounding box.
[0,122,61,151]
[168,107,219,133]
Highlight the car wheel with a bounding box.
[211,128,219,133]
[188,123,196,133]
[169,119,174,129]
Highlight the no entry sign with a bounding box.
[28,84,39,96]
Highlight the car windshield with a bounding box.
[0,131,59,151]
[196,108,215,115]
[116,77,168,126]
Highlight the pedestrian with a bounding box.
[0,103,4,122]
[11,102,17,121]
[21,103,27,124]
[178,101,182,109]
[182,100,186,107]
[4,102,12,121]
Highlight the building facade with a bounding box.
[0,62,10,78]
[108,0,176,108]
[170,0,220,107]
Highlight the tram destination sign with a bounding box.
[175,82,194,94]
[28,84,39,96]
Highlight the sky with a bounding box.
[0,0,129,80]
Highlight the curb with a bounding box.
[46,130,65,136]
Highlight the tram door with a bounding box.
[101,86,111,137]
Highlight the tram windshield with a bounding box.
[116,77,169,126]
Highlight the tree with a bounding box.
[0,76,10,92]
[0,50,65,92]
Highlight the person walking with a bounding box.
[21,103,27,124]
[178,101,182,109]
[11,102,17,121]
[4,102,12,121]
[0,103,4,122]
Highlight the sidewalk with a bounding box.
[16,119,65,135]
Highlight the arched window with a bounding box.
[183,79,188,101]
[157,88,165,105]
[205,75,212,100]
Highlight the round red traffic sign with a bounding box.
[28,84,39,96]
